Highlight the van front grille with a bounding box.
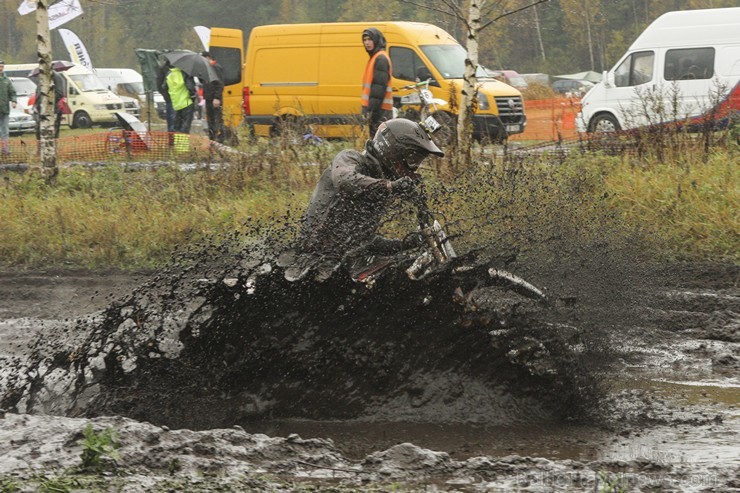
[494,96,525,123]
[106,103,124,110]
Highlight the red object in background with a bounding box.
[57,97,71,115]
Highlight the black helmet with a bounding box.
[372,119,444,177]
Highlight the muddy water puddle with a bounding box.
[243,378,739,464]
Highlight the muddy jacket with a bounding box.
[297,142,401,258]
[0,74,17,115]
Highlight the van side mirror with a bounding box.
[602,70,613,88]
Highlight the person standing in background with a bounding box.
[361,28,393,138]
[201,51,225,143]
[156,59,176,133]
[0,61,18,155]
[33,71,66,140]
[161,65,196,135]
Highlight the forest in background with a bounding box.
[1,0,737,78]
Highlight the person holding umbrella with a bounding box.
[33,71,67,140]
[160,62,197,136]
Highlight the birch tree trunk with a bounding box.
[36,0,57,182]
[583,0,595,70]
[457,0,481,168]
[533,5,546,61]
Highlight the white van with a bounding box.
[60,65,132,128]
[577,7,740,133]
[95,68,166,118]
[5,63,130,128]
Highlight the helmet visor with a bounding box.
[404,148,428,171]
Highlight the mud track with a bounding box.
[1,253,737,491]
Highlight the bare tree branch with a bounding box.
[480,0,550,31]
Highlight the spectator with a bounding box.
[201,51,225,143]
[361,28,393,138]
[34,70,67,140]
[0,60,18,155]
[155,58,176,133]
[161,65,196,135]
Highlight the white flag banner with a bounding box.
[58,29,93,70]
[17,0,37,15]
[49,0,83,30]
[194,25,211,51]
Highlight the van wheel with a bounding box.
[588,114,620,133]
[271,115,307,139]
[72,111,92,129]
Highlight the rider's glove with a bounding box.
[402,232,424,249]
[389,176,415,196]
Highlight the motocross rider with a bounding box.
[279,118,444,282]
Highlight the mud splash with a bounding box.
[1,225,605,432]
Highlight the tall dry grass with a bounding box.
[0,128,737,270]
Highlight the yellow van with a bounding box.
[210,22,526,141]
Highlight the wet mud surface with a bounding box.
[0,252,738,491]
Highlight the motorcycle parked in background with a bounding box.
[393,78,454,146]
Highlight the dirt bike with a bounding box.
[393,78,454,146]
[347,185,547,302]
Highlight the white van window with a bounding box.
[390,47,432,82]
[118,82,145,95]
[10,77,36,96]
[615,51,654,87]
[69,73,106,91]
[665,47,715,81]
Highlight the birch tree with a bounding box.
[35,0,57,182]
[404,0,549,168]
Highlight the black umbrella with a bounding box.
[162,50,221,83]
[28,60,75,77]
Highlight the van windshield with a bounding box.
[69,73,107,92]
[119,82,145,95]
[420,44,490,79]
[10,78,37,96]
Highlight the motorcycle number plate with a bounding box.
[424,115,441,133]
[401,93,421,104]
[419,89,434,104]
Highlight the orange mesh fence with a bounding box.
[509,97,582,141]
[2,130,217,164]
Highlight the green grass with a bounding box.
[0,131,737,270]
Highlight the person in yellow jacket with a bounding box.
[361,28,393,138]
[161,65,196,135]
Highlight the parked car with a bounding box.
[9,76,37,114]
[552,79,594,96]
[8,107,36,135]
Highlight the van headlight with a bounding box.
[94,104,107,110]
[477,93,490,110]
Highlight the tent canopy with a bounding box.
[134,48,163,93]
[553,70,602,83]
